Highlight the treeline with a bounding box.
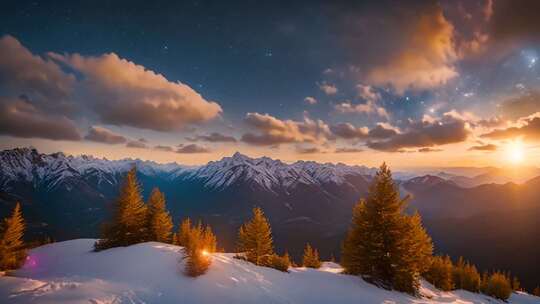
[3,165,540,301]
[425,255,521,300]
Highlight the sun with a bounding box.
[507,141,525,164]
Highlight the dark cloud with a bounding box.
[368,124,399,139]
[0,97,81,141]
[241,112,331,146]
[468,143,497,151]
[0,35,75,115]
[177,144,210,153]
[481,115,540,141]
[335,147,363,153]
[154,145,174,152]
[367,113,470,151]
[499,92,540,120]
[84,126,127,144]
[417,147,442,153]
[491,0,540,45]
[296,146,324,154]
[186,132,237,143]
[330,123,368,139]
[126,139,148,149]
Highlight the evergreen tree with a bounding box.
[182,223,212,277]
[302,243,321,269]
[511,276,520,291]
[147,188,173,243]
[0,202,26,270]
[484,272,512,301]
[176,217,192,247]
[424,255,454,291]
[452,257,481,292]
[341,163,433,294]
[201,224,217,253]
[236,207,274,266]
[94,168,148,251]
[533,286,540,297]
[269,252,291,272]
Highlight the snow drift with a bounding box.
[0,239,538,304]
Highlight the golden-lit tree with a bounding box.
[147,188,173,243]
[0,202,26,270]
[236,207,274,266]
[94,167,148,251]
[302,243,321,269]
[341,163,433,294]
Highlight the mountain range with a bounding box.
[0,147,539,289]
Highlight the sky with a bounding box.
[1,0,540,168]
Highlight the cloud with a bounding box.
[0,36,81,141]
[367,112,470,151]
[368,123,399,139]
[499,92,540,120]
[358,6,458,93]
[241,112,331,146]
[126,138,148,149]
[49,52,222,131]
[177,144,210,153]
[84,126,127,144]
[468,143,497,151]
[335,147,363,153]
[481,113,540,141]
[296,146,324,154]
[0,35,75,115]
[491,0,540,45]
[417,147,442,153]
[304,96,317,105]
[0,97,81,141]
[330,123,368,139]
[186,132,237,142]
[334,85,389,118]
[318,82,338,95]
[334,101,389,119]
[154,145,174,152]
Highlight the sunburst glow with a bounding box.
[507,141,525,164]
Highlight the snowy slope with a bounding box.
[0,240,538,304]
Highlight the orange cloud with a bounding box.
[366,8,458,93]
[50,52,222,131]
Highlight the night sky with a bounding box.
[1,0,540,167]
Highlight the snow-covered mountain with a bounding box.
[1,239,538,304]
[0,148,375,193]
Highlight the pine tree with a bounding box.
[0,202,26,270]
[302,243,321,268]
[236,207,274,266]
[452,257,480,292]
[94,167,148,251]
[484,271,512,301]
[201,224,217,253]
[533,286,540,297]
[174,217,191,246]
[182,223,212,277]
[341,163,433,294]
[147,188,173,243]
[269,252,291,272]
[424,255,454,291]
[511,276,520,291]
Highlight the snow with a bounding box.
[1,148,377,193]
[0,240,538,304]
